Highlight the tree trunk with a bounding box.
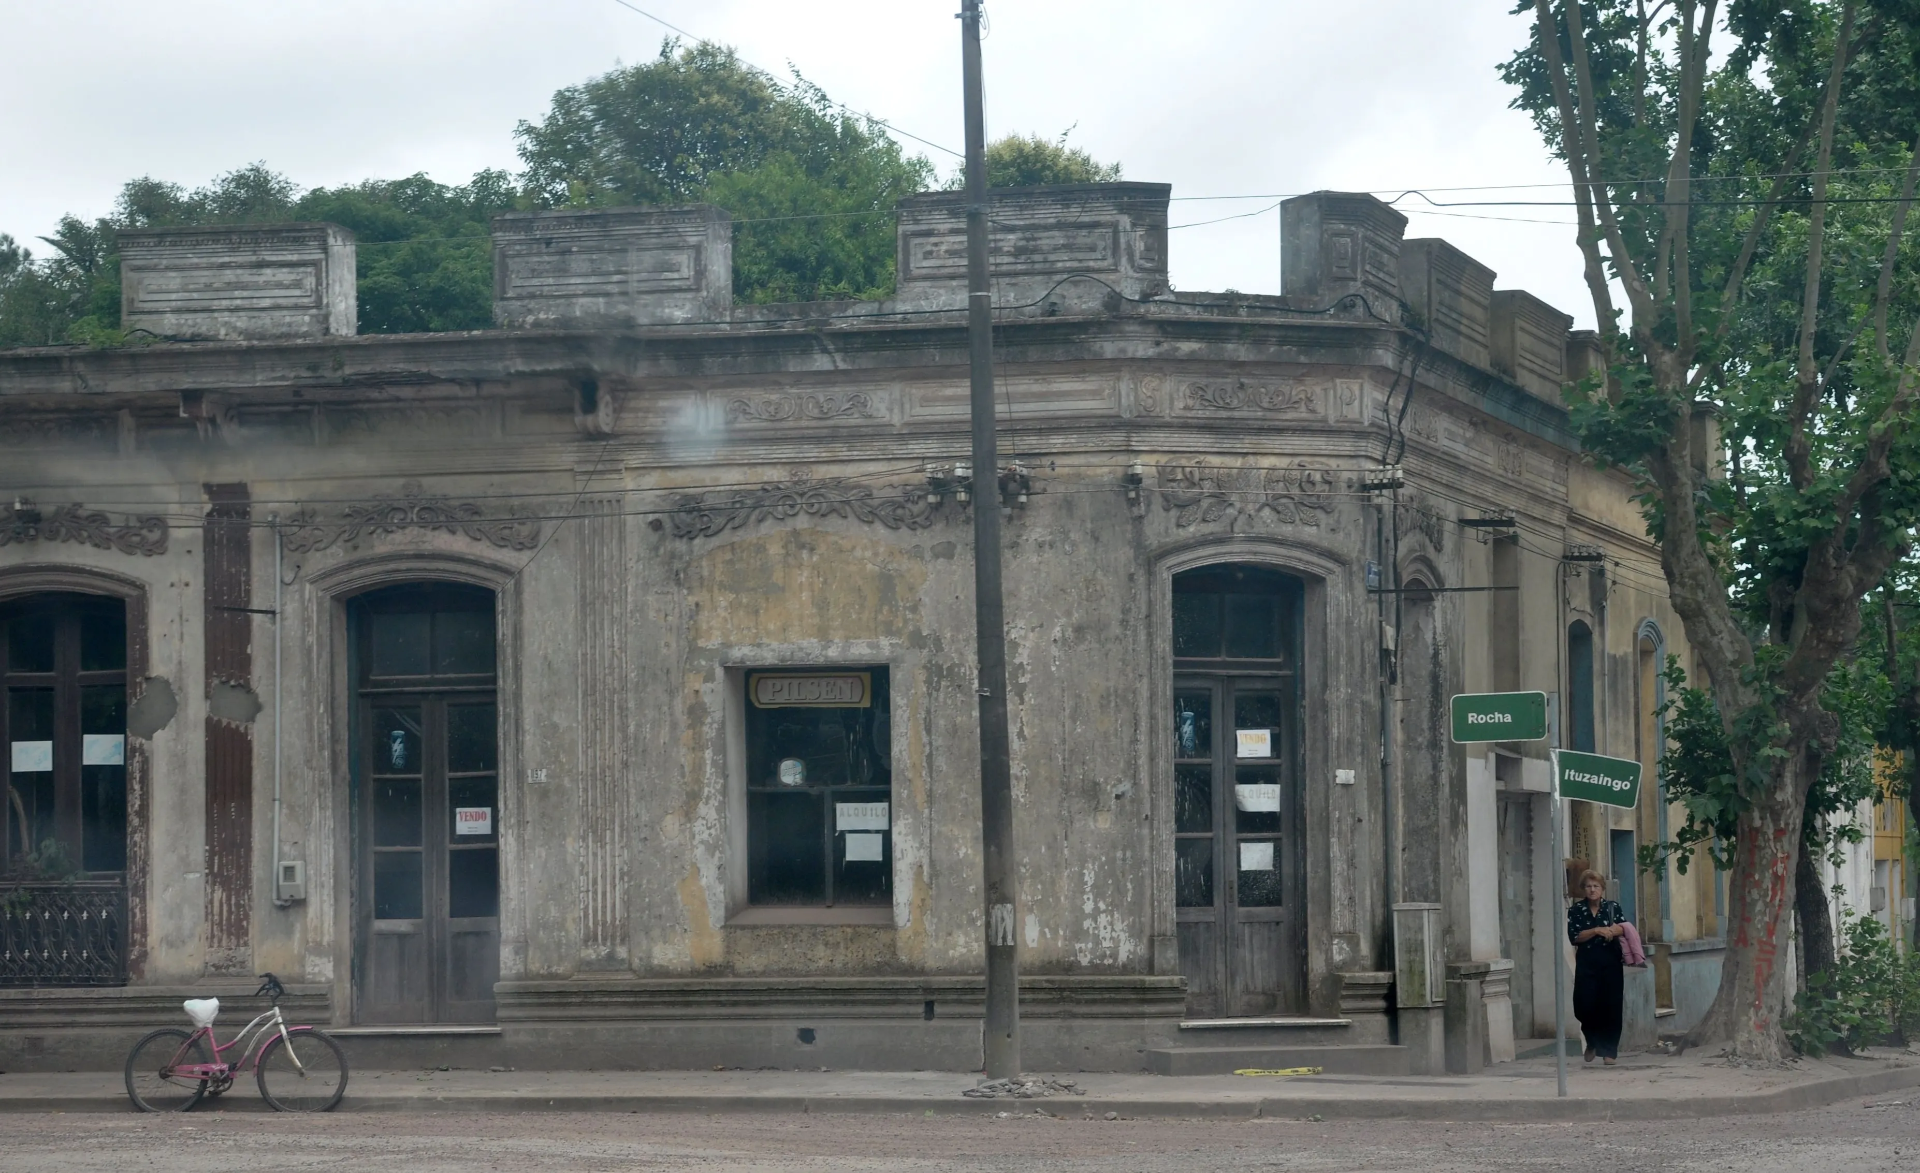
[1795,817,1838,996]
[1688,766,1813,1061]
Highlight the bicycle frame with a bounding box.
[167,1005,307,1081]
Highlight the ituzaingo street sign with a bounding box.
[1448,691,1548,743]
[1553,749,1642,809]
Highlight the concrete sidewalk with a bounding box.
[6,1049,1920,1121]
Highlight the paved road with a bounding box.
[2,1100,1916,1171]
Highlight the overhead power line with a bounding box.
[605,0,963,159]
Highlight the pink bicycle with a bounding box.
[123,973,348,1112]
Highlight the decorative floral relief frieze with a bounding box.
[1181,379,1321,414]
[724,391,879,424]
[1399,490,1447,553]
[668,470,939,538]
[281,480,540,553]
[0,503,169,556]
[1157,460,1338,529]
[0,417,114,446]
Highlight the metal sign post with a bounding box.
[1446,690,1559,1091]
[1550,781,1567,1098]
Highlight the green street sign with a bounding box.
[1554,749,1643,809]
[1449,691,1548,743]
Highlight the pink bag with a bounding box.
[1619,921,1647,967]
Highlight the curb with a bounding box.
[6,1064,1917,1121]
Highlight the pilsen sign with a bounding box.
[750,671,872,708]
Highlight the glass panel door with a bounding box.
[354,585,498,1025]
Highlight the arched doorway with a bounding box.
[1,591,130,987]
[349,582,500,1024]
[1170,563,1306,1017]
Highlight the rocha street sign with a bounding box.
[1448,691,1548,743]
[1553,749,1642,809]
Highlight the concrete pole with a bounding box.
[960,0,1020,1080]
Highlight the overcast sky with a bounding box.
[0,1,1592,327]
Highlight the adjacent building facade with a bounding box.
[0,183,1708,1073]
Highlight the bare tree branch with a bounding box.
[1563,0,1660,332]
[1873,132,1920,362]
[1666,1,1717,362]
[1534,0,1621,347]
[1784,3,1855,492]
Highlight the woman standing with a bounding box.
[1567,869,1628,1065]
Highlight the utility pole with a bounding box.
[960,0,1020,1080]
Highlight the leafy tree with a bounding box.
[1503,0,1920,1060]
[515,40,932,303]
[295,171,519,332]
[0,164,520,344]
[946,131,1123,189]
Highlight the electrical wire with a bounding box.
[604,0,963,160]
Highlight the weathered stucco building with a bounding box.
[0,182,1718,1073]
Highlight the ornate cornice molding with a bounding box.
[281,480,540,553]
[0,503,169,556]
[1157,460,1338,529]
[669,471,940,539]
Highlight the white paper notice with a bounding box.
[454,807,493,836]
[844,832,885,861]
[10,740,51,772]
[82,734,125,766]
[1239,841,1275,871]
[1235,729,1273,758]
[836,801,890,832]
[1235,783,1281,813]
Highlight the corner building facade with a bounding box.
[0,185,1713,1073]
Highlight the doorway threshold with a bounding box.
[1178,1017,1351,1030]
[328,1025,502,1037]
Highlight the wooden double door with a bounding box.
[354,585,500,1024]
[1172,673,1305,1017]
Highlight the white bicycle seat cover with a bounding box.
[183,998,219,1027]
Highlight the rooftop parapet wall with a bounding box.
[118,223,356,342]
[1401,238,1495,371]
[1280,191,1406,310]
[491,204,732,329]
[1490,290,1574,406]
[892,183,1170,312]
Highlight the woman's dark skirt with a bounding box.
[1573,945,1625,1058]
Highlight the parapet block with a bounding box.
[118,223,357,342]
[492,205,732,329]
[1280,192,1406,311]
[1401,239,1495,370]
[892,183,1170,312]
[1489,290,1574,404]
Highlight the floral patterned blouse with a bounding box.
[1567,898,1627,954]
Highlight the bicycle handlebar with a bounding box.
[254,972,285,1003]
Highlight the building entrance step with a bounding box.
[1145,1044,1409,1077]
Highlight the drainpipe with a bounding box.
[271,515,286,908]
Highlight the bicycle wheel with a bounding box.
[255,1028,348,1112]
[124,1028,212,1113]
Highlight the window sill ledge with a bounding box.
[726,907,895,927]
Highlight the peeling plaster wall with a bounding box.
[0,307,1688,1030]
